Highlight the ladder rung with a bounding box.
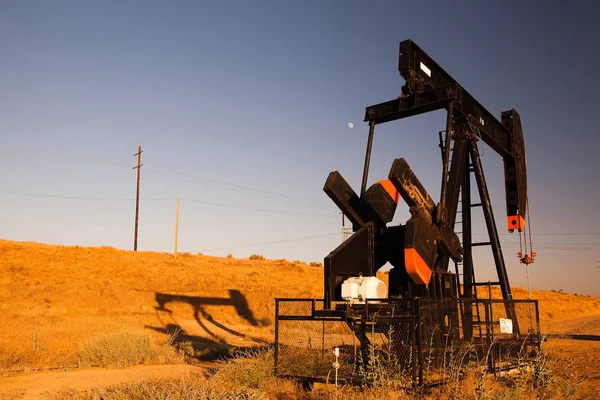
[470,203,483,207]
[471,242,491,247]
[472,282,500,286]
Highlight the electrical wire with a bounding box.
[527,200,534,256]
[144,165,333,210]
[199,232,339,252]
[179,197,338,217]
[0,189,171,201]
[472,232,600,236]
[0,189,338,217]
[0,147,130,167]
[0,146,337,212]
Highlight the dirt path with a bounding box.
[0,363,211,400]
[545,313,600,336]
[543,314,600,397]
[2,314,599,399]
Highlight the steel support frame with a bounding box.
[358,120,515,304]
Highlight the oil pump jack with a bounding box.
[323,39,535,310]
[275,40,539,383]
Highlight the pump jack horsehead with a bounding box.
[322,39,535,335]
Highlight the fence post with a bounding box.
[488,300,495,372]
[411,299,417,387]
[417,298,423,386]
[535,300,541,350]
[274,299,279,375]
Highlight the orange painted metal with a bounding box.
[404,248,432,285]
[507,215,525,232]
[375,179,400,204]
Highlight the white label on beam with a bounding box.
[500,318,513,334]
[420,62,431,77]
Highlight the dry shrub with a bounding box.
[257,378,300,399]
[309,386,412,400]
[0,389,26,400]
[211,349,275,389]
[36,347,585,400]
[151,341,185,365]
[41,376,262,400]
[78,331,153,368]
[0,348,24,372]
[0,239,324,371]
[249,254,265,260]
[276,347,333,378]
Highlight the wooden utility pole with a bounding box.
[174,196,180,258]
[341,213,350,242]
[132,145,143,251]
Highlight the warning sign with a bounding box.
[499,318,513,334]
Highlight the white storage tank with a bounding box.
[340,276,387,302]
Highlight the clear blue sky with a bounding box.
[1,1,599,295]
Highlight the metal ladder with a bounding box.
[440,130,484,338]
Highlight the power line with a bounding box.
[180,197,338,217]
[145,165,324,204]
[0,146,336,212]
[0,189,171,201]
[144,165,336,212]
[0,188,596,235]
[0,147,130,167]
[1,188,597,233]
[0,189,338,217]
[473,232,600,236]
[199,232,339,252]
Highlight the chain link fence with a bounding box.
[275,297,540,386]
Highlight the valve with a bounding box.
[519,252,535,265]
[332,347,340,388]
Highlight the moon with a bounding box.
[348,122,354,129]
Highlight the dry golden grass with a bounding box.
[480,286,600,327]
[0,239,322,372]
[30,350,588,400]
[1,238,599,377]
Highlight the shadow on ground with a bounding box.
[146,289,270,361]
[546,333,600,341]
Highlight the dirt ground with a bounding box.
[542,313,600,397]
[1,241,598,398]
[2,316,599,399]
[0,364,212,400]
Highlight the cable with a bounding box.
[0,189,338,217]
[0,146,337,213]
[527,199,534,256]
[472,232,600,236]
[0,147,130,167]
[145,165,328,206]
[180,197,338,217]
[199,232,339,252]
[145,165,337,212]
[0,189,171,201]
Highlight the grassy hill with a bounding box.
[1,239,599,373]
